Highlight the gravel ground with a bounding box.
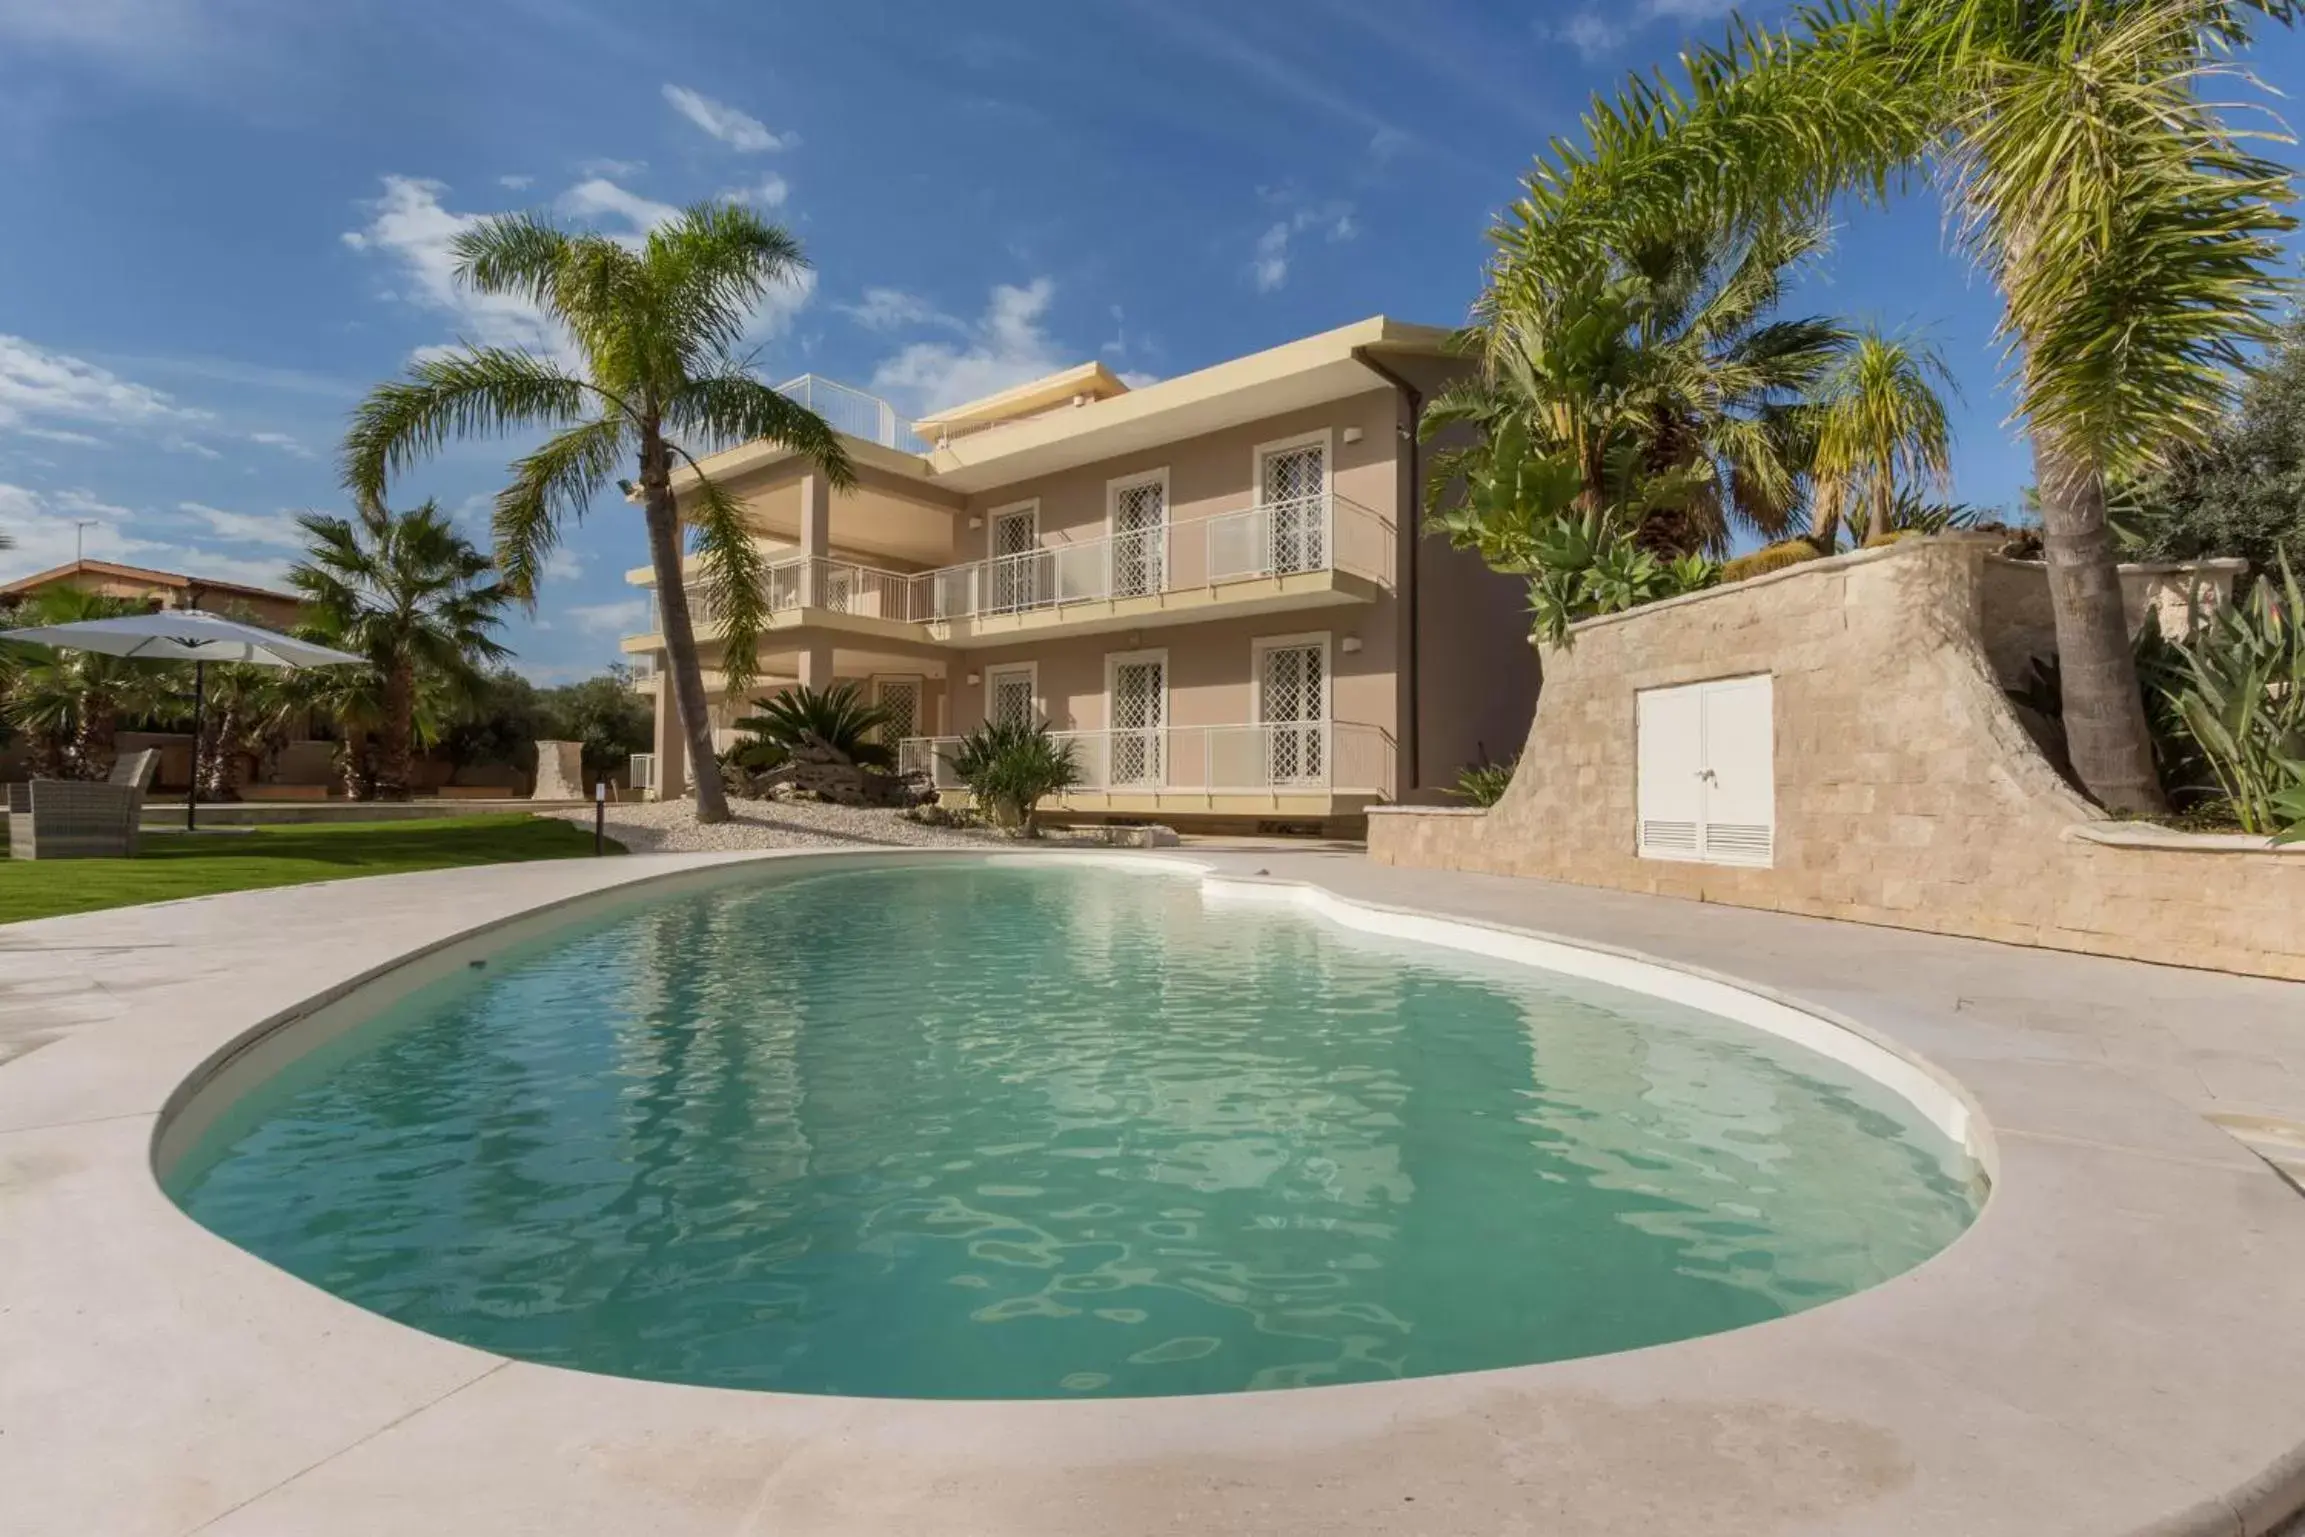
[547,796,1032,854]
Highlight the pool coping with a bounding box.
[3,845,2304,1537]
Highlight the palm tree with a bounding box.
[0,587,172,779]
[1500,0,2295,811]
[289,499,510,800]
[1438,217,1849,559]
[341,203,857,824]
[1807,328,1958,548]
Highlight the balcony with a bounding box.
[896,722,1395,815]
[624,492,1392,654]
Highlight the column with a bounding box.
[798,641,835,690]
[798,471,830,607]
[651,668,686,800]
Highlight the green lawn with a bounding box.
[0,814,620,924]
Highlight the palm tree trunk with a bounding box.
[1866,479,1893,545]
[641,434,733,824]
[73,696,118,782]
[2033,439,2165,813]
[375,658,415,801]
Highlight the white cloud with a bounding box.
[544,548,586,582]
[344,176,568,356]
[0,335,206,434]
[498,174,535,191]
[1554,9,1629,59]
[722,173,790,209]
[557,178,681,239]
[163,434,223,461]
[870,279,1073,418]
[17,427,104,447]
[577,157,647,179]
[178,501,306,549]
[839,288,962,333]
[246,430,314,458]
[0,482,290,590]
[567,598,647,636]
[1245,199,1357,294]
[662,84,793,152]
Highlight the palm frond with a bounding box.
[675,462,772,699]
[343,347,611,501]
[665,372,857,487]
[492,416,632,602]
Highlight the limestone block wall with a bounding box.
[1370,539,2305,981]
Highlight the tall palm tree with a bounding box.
[1808,328,1959,547]
[341,203,857,824]
[1439,217,1849,558]
[0,587,171,779]
[1498,0,2295,811]
[289,499,510,800]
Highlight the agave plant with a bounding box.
[731,682,894,770]
[1451,752,1520,807]
[942,719,1082,836]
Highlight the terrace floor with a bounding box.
[2,845,2302,1536]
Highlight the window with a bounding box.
[1636,675,1775,866]
[1109,471,1167,598]
[1255,637,1327,784]
[1106,650,1167,787]
[985,664,1037,730]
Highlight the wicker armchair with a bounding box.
[6,750,159,859]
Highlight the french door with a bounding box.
[873,676,922,745]
[1258,641,1326,784]
[1260,441,1327,574]
[1108,653,1166,788]
[988,507,1039,613]
[985,665,1036,730]
[1109,475,1167,598]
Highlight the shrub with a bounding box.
[1452,752,1519,807]
[731,681,893,770]
[2150,556,2305,837]
[1719,540,1824,583]
[943,719,1081,836]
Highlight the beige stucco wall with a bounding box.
[1369,538,2305,981]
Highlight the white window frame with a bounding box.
[1248,427,1334,506]
[1103,646,1170,788]
[1105,466,1170,599]
[985,499,1041,615]
[1249,631,1334,725]
[982,661,1040,729]
[871,673,925,744]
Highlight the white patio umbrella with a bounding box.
[0,608,363,831]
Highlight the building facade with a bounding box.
[0,559,305,631]
[623,317,1539,833]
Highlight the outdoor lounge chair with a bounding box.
[6,749,160,860]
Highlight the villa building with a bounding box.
[622,316,1539,834]
[0,559,305,631]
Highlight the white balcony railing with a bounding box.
[896,722,1395,800]
[635,494,1393,641]
[628,753,657,793]
[774,375,909,450]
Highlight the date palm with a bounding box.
[0,587,172,779]
[1501,0,2295,811]
[341,202,856,823]
[289,499,510,800]
[1808,328,1958,547]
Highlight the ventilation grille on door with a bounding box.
[1703,823,1774,866]
[1639,820,1700,858]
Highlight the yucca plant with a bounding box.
[1452,752,1520,807]
[2155,556,2305,836]
[1807,328,1959,548]
[730,681,894,769]
[942,719,1082,836]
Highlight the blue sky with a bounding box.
[1,0,2299,683]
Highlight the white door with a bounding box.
[1258,642,1326,784]
[873,677,922,747]
[1110,477,1166,598]
[1260,442,1327,574]
[1109,655,1166,787]
[989,507,1039,613]
[985,665,1036,730]
[1636,675,1774,867]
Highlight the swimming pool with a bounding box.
[165,859,1981,1399]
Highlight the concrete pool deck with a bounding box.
[2,846,2303,1536]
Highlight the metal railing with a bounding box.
[897,722,1395,799]
[910,493,1392,622]
[774,374,909,449]
[629,493,1394,641]
[628,753,657,793]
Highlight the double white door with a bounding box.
[1109,655,1166,787]
[1636,675,1775,866]
[1258,642,1326,784]
[1261,443,1327,574]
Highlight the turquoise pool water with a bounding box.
[167,862,1980,1399]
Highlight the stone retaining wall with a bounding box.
[1370,539,2304,981]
